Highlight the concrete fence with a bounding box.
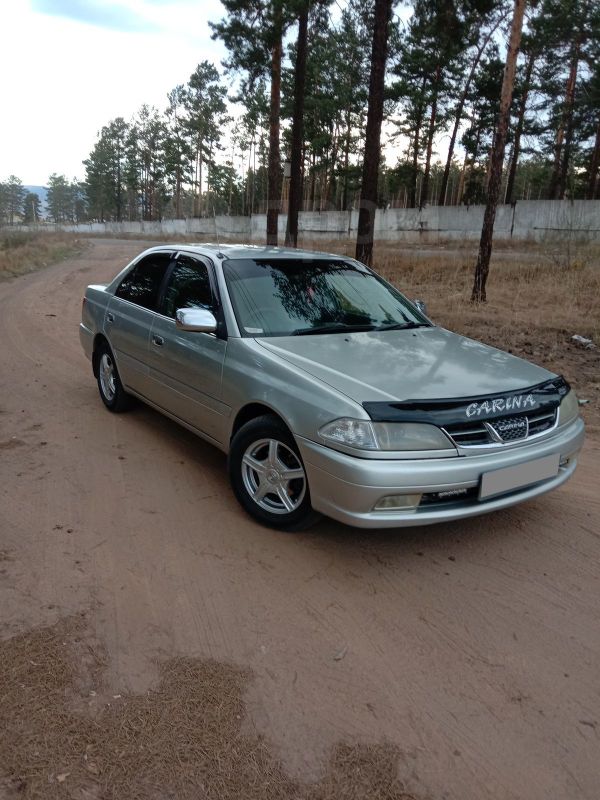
[9,199,600,244]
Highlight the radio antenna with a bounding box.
[212,202,223,257]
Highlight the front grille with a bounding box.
[443,408,557,448]
[527,409,557,436]
[442,421,490,446]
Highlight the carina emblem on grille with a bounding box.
[484,415,529,443]
[465,394,536,417]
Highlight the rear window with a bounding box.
[115,253,173,310]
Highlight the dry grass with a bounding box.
[0,232,85,280]
[301,238,600,432]
[0,618,417,800]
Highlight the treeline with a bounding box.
[0,175,86,226]
[2,0,598,229]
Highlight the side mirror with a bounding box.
[176,308,217,333]
[414,299,428,317]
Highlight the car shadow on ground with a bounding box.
[109,396,545,567]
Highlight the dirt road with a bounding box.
[1,239,599,799]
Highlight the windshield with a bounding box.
[222,258,430,337]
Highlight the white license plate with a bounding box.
[479,453,560,500]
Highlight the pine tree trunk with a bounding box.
[310,149,317,210]
[246,133,255,215]
[439,21,501,206]
[355,0,393,266]
[421,65,441,209]
[116,156,122,223]
[266,14,283,246]
[457,155,467,205]
[548,49,578,199]
[471,0,526,303]
[175,164,182,218]
[557,44,580,198]
[409,118,422,209]
[198,151,203,217]
[587,118,600,199]
[323,124,339,211]
[548,124,564,200]
[342,107,352,210]
[505,50,535,204]
[285,4,309,247]
[206,142,213,213]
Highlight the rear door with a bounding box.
[146,253,230,443]
[105,252,174,396]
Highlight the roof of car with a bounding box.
[150,243,348,261]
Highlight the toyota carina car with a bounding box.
[80,244,584,530]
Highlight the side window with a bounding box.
[115,253,173,310]
[162,256,214,319]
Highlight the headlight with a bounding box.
[319,419,378,449]
[557,390,580,426]
[318,418,452,451]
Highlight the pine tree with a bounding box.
[355,0,393,266]
[84,118,129,221]
[472,0,526,302]
[3,176,26,225]
[460,47,504,205]
[164,85,192,218]
[23,192,42,223]
[284,1,309,247]
[438,4,507,206]
[46,174,74,223]
[182,62,228,217]
[211,0,290,244]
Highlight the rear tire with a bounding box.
[95,341,133,413]
[229,415,320,531]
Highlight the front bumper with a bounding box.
[296,418,585,528]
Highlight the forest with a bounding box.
[1,0,599,229]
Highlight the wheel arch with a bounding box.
[91,333,111,378]
[230,402,291,442]
[92,333,114,378]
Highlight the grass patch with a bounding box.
[0,618,417,800]
[0,232,86,280]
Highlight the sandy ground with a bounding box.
[0,239,599,800]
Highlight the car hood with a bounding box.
[255,327,555,404]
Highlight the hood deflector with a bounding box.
[363,376,569,426]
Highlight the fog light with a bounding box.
[374,494,422,511]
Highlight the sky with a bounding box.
[0,0,422,190]
[0,0,230,185]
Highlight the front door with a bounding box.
[146,254,230,444]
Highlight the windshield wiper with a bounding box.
[374,321,432,331]
[292,323,377,336]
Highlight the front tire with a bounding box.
[229,415,320,531]
[96,342,133,413]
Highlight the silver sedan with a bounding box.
[80,244,584,530]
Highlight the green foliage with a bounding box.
[23,192,42,223]
[46,174,86,223]
[210,0,293,93]
[83,118,129,221]
[0,176,26,225]
[282,0,371,211]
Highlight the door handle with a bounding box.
[106,312,115,322]
[152,335,165,346]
